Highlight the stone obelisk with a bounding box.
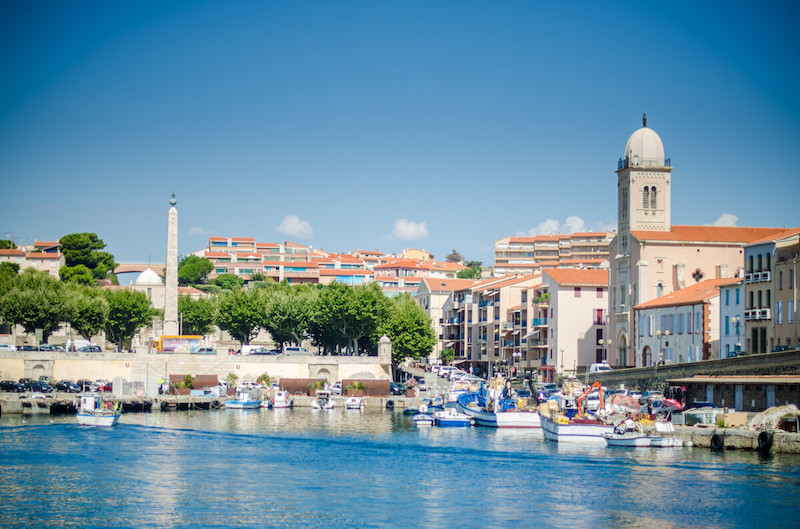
[163,193,179,336]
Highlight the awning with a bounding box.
[513,330,520,335]
[452,359,472,365]
[522,329,541,340]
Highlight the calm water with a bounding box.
[1,408,799,528]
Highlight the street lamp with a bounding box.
[655,330,671,366]
[598,339,612,363]
[730,316,742,354]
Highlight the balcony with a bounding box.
[745,271,772,283]
[532,318,548,327]
[501,322,514,331]
[617,156,671,169]
[745,308,772,321]
[529,338,548,347]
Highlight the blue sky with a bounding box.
[1,1,798,267]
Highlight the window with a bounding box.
[620,286,626,306]
[779,270,783,290]
[735,288,740,305]
[596,309,605,325]
[725,289,730,305]
[790,300,795,324]
[661,314,666,332]
[643,186,650,209]
[725,316,730,335]
[574,287,581,297]
[656,283,664,297]
[596,287,603,298]
[650,186,657,209]
[791,267,795,288]
[748,255,754,273]
[695,312,702,334]
[758,254,763,272]
[766,253,771,271]
[776,301,783,324]
[648,315,653,336]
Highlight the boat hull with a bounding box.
[650,437,684,448]
[226,401,262,409]
[457,403,539,428]
[77,412,120,427]
[540,414,613,443]
[602,432,653,447]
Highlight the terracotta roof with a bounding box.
[420,278,478,292]
[745,227,800,246]
[26,252,62,259]
[475,275,538,292]
[630,225,787,244]
[634,277,740,309]
[319,269,373,276]
[209,237,228,242]
[231,237,255,242]
[0,249,25,256]
[33,240,60,247]
[544,269,609,287]
[114,263,165,276]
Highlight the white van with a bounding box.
[588,363,613,374]
[66,339,92,352]
[438,366,456,378]
[283,345,310,355]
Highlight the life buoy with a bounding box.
[710,433,724,450]
[385,400,395,410]
[757,431,773,454]
[212,400,220,409]
[160,401,169,412]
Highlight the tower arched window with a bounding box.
[650,186,657,209]
[656,282,664,298]
[643,186,650,209]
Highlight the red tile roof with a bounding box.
[630,225,787,244]
[0,249,25,256]
[635,277,741,309]
[745,227,800,246]
[544,269,609,287]
[26,252,62,259]
[420,278,478,292]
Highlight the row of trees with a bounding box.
[0,263,437,364]
[0,264,155,348]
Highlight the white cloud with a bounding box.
[276,215,313,238]
[708,213,739,227]
[517,216,611,236]
[391,219,429,241]
[188,226,212,236]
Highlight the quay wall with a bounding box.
[0,351,392,387]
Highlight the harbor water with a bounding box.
[1,408,799,528]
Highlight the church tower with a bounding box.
[615,114,672,255]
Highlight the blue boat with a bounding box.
[434,407,473,427]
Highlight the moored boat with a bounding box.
[650,420,684,448]
[345,396,365,410]
[226,387,263,409]
[311,389,335,410]
[434,407,472,427]
[76,395,120,427]
[266,390,293,409]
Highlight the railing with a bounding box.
[745,271,772,284]
[617,156,671,169]
[529,338,548,347]
[501,322,514,330]
[745,308,772,320]
[532,318,548,327]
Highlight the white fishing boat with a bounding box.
[344,396,365,410]
[456,392,540,428]
[311,389,335,410]
[602,422,652,447]
[540,412,614,443]
[226,387,263,409]
[76,395,120,427]
[433,407,472,427]
[650,421,684,448]
[265,390,293,409]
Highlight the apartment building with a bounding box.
[0,241,65,278]
[493,232,614,275]
[719,280,745,358]
[417,278,479,364]
[634,278,737,365]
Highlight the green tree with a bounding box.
[178,294,217,336]
[441,347,455,365]
[0,239,16,249]
[457,261,483,279]
[264,286,317,348]
[60,232,117,279]
[315,282,389,355]
[215,288,265,345]
[65,285,109,340]
[60,264,95,285]
[250,271,267,282]
[214,273,244,290]
[0,262,20,297]
[382,294,436,367]
[178,255,214,286]
[0,269,69,342]
[104,289,155,349]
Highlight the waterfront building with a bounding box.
[719,280,745,358]
[416,277,480,365]
[744,228,800,353]
[608,116,786,368]
[535,269,609,381]
[634,277,737,366]
[494,232,614,275]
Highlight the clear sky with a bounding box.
[1,1,798,267]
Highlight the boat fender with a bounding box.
[757,431,773,453]
[212,400,220,409]
[710,433,724,450]
[385,400,394,410]
[160,401,169,412]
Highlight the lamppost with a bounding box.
[598,339,612,363]
[655,330,671,366]
[730,316,742,355]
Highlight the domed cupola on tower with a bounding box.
[616,114,673,239]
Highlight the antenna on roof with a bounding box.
[643,113,647,127]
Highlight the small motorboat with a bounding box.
[602,419,652,447]
[266,390,293,409]
[412,404,434,427]
[76,395,120,427]
[345,396,365,410]
[650,420,684,447]
[311,390,335,410]
[434,407,472,427]
[226,387,263,409]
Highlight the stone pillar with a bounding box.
[163,194,179,336]
[378,335,392,365]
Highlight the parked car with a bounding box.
[25,380,54,393]
[0,344,17,351]
[390,382,406,395]
[96,380,112,392]
[78,345,102,352]
[196,348,216,355]
[76,379,96,392]
[18,345,36,351]
[0,380,25,392]
[588,363,613,374]
[55,380,81,393]
[516,389,532,399]
[771,345,790,353]
[684,401,718,410]
[639,391,664,405]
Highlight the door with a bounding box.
[734,385,743,410]
[706,384,714,404]
[766,385,776,408]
